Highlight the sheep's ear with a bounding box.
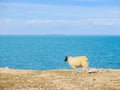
[64,56,68,62]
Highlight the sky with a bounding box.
[0,0,120,35]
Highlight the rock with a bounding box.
[4,67,9,69]
[88,68,98,74]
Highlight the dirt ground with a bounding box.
[0,68,120,90]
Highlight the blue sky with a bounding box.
[0,0,120,35]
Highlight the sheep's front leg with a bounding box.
[72,66,76,69]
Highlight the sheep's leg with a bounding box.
[82,63,89,69]
[72,66,76,69]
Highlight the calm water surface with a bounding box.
[0,35,120,70]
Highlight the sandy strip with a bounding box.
[0,68,120,90]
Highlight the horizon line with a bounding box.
[0,34,120,36]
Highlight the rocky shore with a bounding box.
[0,68,120,90]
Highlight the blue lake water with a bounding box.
[0,35,120,70]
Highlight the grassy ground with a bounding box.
[0,68,120,90]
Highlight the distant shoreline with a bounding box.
[0,34,120,37]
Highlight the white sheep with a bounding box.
[64,56,89,69]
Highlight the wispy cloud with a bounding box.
[0,2,120,35]
[87,18,120,26]
[1,18,120,26]
[0,2,120,20]
[0,2,120,25]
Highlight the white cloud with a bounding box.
[25,20,51,24]
[0,18,120,26]
[25,20,82,24]
[26,18,120,26]
[87,18,120,26]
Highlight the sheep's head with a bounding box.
[64,56,68,62]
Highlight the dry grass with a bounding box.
[0,68,120,90]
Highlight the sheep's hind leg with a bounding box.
[82,62,89,69]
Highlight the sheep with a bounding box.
[64,56,89,69]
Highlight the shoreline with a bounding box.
[0,68,120,90]
[1,66,120,70]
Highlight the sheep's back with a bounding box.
[77,56,88,62]
[68,56,88,66]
